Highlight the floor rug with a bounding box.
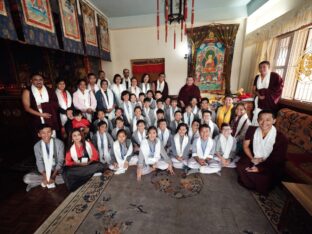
[35,168,275,234]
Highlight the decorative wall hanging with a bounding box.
[80,0,99,57]
[0,0,17,40]
[157,0,194,49]
[131,58,165,82]
[187,24,239,94]
[58,0,84,54]
[97,14,111,61]
[16,0,59,49]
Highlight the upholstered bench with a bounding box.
[276,108,312,184]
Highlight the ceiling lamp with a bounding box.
[157,0,195,49]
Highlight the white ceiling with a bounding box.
[89,0,252,18]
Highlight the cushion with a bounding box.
[276,108,312,153]
[285,153,312,184]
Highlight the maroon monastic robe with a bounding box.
[177,84,201,107]
[236,126,288,195]
[253,72,284,111]
[28,86,61,132]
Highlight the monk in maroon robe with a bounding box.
[178,77,201,108]
[236,110,288,195]
[22,73,60,141]
[253,61,283,106]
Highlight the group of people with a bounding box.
[22,61,287,195]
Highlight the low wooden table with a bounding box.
[278,182,312,232]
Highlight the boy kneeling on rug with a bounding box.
[24,124,65,192]
[63,128,106,192]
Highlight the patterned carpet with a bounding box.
[35,168,275,234]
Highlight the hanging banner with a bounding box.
[0,0,18,40]
[80,1,99,57]
[58,0,84,54]
[16,0,59,49]
[97,14,111,61]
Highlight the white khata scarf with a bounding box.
[234,113,249,137]
[96,132,110,163]
[123,101,133,122]
[41,139,55,182]
[219,134,234,159]
[70,141,92,163]
[113,140,133,166]
[157,128,170,146]
[174,134,189,156]
[141,138,161,165]
[253,126,277,161]
[55,89,72,126]
[101,88,114,109]
[157,80,165,92]
[132,116,144,132]
[192,105,199,115]
[31,85,49,123]
[87,84,99,93]
[183,112,194,126]
[137,130,146,143]
[141,83,151,93]
[195,138,214,159]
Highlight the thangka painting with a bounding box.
[0,0,7,16]
[98,15,109,52]
[21,0,55,33]
[81,1,97,47]
[195,31,225,93]
[58,0,80,41]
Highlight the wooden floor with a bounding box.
[0,152,69,234]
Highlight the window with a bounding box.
[293,28,312,103]
[273,33,293,79]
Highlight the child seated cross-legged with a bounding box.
[214,123,237,168]
[137,126,174,181]
[63,128,106,191]
[110,129,137,175]
[187,124,221,174]
[169,123,191,170]
[23,124,65,191]
[91,121,114,165]
[131,120,147,154]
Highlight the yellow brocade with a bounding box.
[217,104,233,128]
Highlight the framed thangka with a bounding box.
[21,0,55,33]
[80,1,99,57]
[16,0,59,49]
[58,0,84,54]
[97,14,111,61]
[195,32,225,93]
[0,0,17,40]
[0,0,7,16]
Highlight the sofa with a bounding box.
[275,108,312,184]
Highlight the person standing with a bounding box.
[152,73,169,99]
[178,76,201,108]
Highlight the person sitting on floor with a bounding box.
[187,124,220,174]
[132,120,147,155]
[201,110,219,139]
[111,117,131,140]
[169,123,191,170]
[23,124,65,191]
[63,129,106,191]
[110,129,137,175]
[169,110,183,134]
[137,126,174,181]
[236,110,288,195]
[214,123,237,168]
[230,103,251,155]
[91,121,114,165]
[157,119,172,151]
